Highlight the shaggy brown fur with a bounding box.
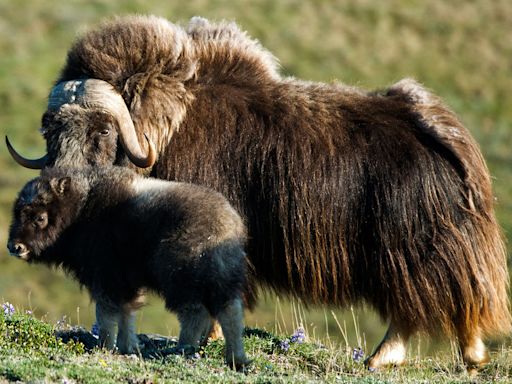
[31,15,511,366]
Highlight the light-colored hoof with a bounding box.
[367,320,410,369]
[462,338,490,370]
[458,328,491,372]
[365,341,407,369]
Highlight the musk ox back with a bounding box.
[7,166,250,369]
[6,15,510,369]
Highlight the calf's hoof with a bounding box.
[227,357,252,372]
[117,338,141,355]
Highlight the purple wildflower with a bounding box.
[2,302,15,316]
[290,328,305,344]
[279,339,290,352]
[352,347,364,362]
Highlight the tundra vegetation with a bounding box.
[1,305,512,383]
[0,0,511,382]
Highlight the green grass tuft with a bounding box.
[0,310,84,355]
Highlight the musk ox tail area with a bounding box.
[385,78,511,338]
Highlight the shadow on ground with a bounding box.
[55,327,277,359]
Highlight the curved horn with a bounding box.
[119,130,157,169]
[51,79,157,169]
[5,136,47,169]
[114,107,157,168]
[101,85,157,168]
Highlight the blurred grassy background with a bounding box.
[0,0,510,355]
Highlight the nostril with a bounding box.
[7,242,27,256]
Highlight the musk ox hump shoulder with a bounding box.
[386,78,436,105]
[186,16,281,80]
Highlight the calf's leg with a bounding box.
[117,309,140,354]
[116,295,144,354]
[176,303,213,351]
[96,300,120,350]
[216,297,250,370]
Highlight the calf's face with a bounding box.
[7,176,72,262]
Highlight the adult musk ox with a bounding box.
[7,166,250,369]
[6,15,511,369]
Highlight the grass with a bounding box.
[1,309,511,383]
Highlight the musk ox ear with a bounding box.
[50,177,71,196]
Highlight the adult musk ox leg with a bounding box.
[205,322,224,345]
[216,297,250,370]
[96,301,120,350]
[365,319,412,369]
[458,325,490,370]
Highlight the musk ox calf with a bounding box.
[6,15,511,369]
[7,166,250,369]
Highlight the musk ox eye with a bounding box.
[33,212,48,229]
[100,128,110,136]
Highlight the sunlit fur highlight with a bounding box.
[49,15,510,359]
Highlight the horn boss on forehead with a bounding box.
[49,79,156,168]
[6,79,156,169]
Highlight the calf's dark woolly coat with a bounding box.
[6,15,510,368]
[7,166,249,368]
